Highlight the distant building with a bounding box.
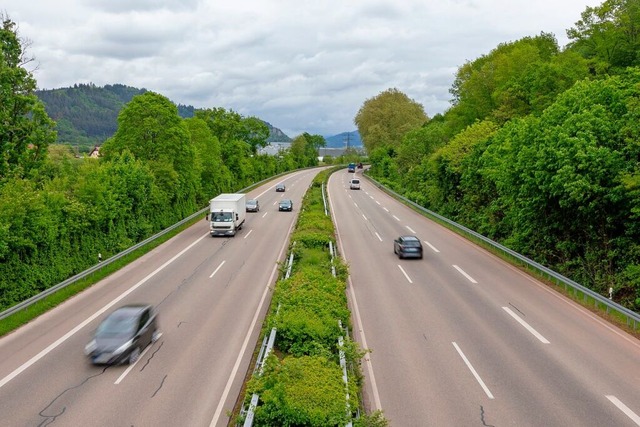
[258,142,291,156]
[88,146,100,158]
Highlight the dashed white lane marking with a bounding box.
[375,232,382,241]
[243,229,253,239]
[606,395,640,425]
[398,265,413,284]
[502,307,550,344]
[406,226,416,234]
[424,241,440,252]
[453,264,478,284]
[392,215,400,221]
[209,260,226,278]
[453,342,494,399]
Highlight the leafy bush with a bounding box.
[250,355,357,427]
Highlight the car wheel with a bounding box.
[398,252,403,259]
[128,346,141,364]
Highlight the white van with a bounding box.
[349,178,361,190]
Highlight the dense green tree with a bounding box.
[290,133,324,168]
[0,15,56,181]
[184,117,232,201]
[477,70,640,305]
[567,0,640,71]
[101,92,199,215]
[448,33,589,130]
[428,120,498,217]
[354,88,428,153]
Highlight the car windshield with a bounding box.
[402,238,420,246]
[97,312,136,337]
[212,211,233,222]
[280,200,291,205]
[247,200,257,206]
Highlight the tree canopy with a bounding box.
[354,88,428,153]
[0,15,56,181]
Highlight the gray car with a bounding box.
[246,199,260,212]
[393,235,423,259]
[85,304,159,365]
[279,199,293,211]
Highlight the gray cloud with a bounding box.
[5,0,600,137]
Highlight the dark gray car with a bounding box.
[279,199,293,211]
[393,235,423,259]
[85,304,159,365]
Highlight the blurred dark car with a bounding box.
[85,304,159,365]
[279,199,293,211]
[246,199,260,212]
[275,183,286,192]
[393,235,423,259]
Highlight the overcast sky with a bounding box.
[5,0,600,138]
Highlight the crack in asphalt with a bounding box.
[177,321,187,328]
[38,366,109,426]
[509,302,525,316]
[480,405,495,427]
[151,375,168,398]
[139,341,164,372]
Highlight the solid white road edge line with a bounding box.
[327,172,383,411]
[0,232,210,390]
[453,264,478,284]
[502,307,550,344]
[209,260,226,278]
[452,342,495,399]
[606,395,640,426]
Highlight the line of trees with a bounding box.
[356,0,640,310]
[0,14,323,312]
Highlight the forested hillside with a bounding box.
[36,84,291,153]
[356,0,640,311]
[0,16,320,311]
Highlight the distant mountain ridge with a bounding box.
[36,83,291,152]
[324,131,361,148]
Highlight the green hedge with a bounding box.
[241,168,387,426]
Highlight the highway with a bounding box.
[328,169,640,426]
[0,169,320,427]
[1,166,639,427]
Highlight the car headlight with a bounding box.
[84,340,97,355]
[113,339,133,355]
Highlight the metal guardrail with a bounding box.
[0,206,209,321]
[365,174,640,331]
[0,171,297,321]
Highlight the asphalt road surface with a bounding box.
[328,168,640,427]
[0,169,320,427]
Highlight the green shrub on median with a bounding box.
[248,354,358,427]
[240,168,388,426]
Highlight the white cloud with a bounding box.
[4,0,601,137]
